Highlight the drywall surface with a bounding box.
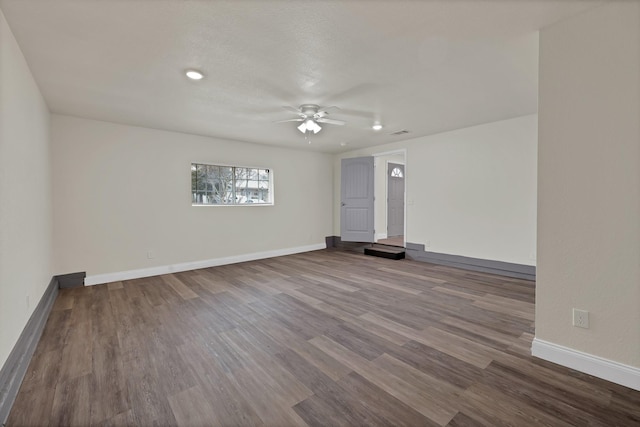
[536,1,640,366]
[52,115,333,277]
[0,9,52,370]
[334,114,538,266]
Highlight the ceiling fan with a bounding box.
[275,104,346,134]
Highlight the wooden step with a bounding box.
[364,245,406,260]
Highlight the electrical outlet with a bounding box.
[147,250,155,259]
[572,308,589,329]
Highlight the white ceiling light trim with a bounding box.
[185,69,204,80]
[372,122,383,131]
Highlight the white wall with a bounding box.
[52,115,333,279]
[335,114,538,266]
[0,10,52,369]
[536,2,640,368]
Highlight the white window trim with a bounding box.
[191,162,275,207]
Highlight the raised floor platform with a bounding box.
[364,244,406,260]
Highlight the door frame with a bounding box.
[386,161,405,238]
[372,149,407,244]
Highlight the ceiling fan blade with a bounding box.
[321,106,340,113]
[316,106,340,118]
[334,108,371,118]
[282,106,305,116]
[317,118,345,126]
[273,118,304,123]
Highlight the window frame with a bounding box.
[191,162,274,207]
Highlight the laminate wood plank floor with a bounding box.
[376,235,404,247]
[8,249,640,426]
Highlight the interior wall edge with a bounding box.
[0,276,59,425]
[532,338,640,392]
[84,243,326,286]
[406,242,536,281]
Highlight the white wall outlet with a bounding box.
[147,250,155,259]
[572,308,589,329]
[425,240,431,248]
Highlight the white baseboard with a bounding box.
[532,338,640,391]
[84,243,326,286]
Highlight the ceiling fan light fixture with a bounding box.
[297,118,322,134]
[185,69,204,80]
[281,105,344,137]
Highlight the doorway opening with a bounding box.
[374,150,406,248]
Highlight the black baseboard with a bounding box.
[328,235,535,280]
[364,246,406,260]
[405,242,536,281]
[325,236,372,252]
[325,235,337,248]
[0,276,59,425]
[57,271,85,288]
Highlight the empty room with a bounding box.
[1,1,639,426]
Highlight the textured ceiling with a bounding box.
[0,0,602,153]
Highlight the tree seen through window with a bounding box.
[192,164,271,205]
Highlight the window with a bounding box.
[191,163,272,205]
[390,167,403,178]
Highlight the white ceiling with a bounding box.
[0,0,602,153]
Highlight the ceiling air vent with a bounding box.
[390,129,410,136]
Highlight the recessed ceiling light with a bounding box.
[372,123,383,131]
[340,142,348,146]
[185,69,204,80]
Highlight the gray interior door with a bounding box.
[341,156,375,242]
[387,163,405,237]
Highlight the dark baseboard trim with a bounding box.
[405,242,536,281]
[56,271,86,288]
[325,235,337,248]
[0,276,59,425]
[364,246,406,260]
[325,236,372,252]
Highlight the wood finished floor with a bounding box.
[376,235,404,247]
[8,249,640,426]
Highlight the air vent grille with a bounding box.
[390,129,410,136]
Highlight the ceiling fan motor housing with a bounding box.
[299,104,321,118]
